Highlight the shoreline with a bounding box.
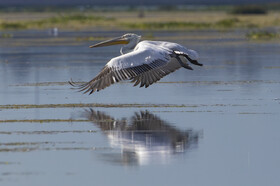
[0,10,279,31]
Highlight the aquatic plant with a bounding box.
[1,32,13,38]
[0,22,26,29]
[31,14,114,27]
[0,103,190,109]
[246,30,279,40]
[0,13,115,30]
[216,18,240,28]
[122,18,245,30]
[122,21,211,30]
[0,10,279,31]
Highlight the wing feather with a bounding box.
[130,57,182,88]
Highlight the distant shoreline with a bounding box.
[1,8,279,30]
[0,7,279,41]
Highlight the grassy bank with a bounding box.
[0,10,280,31]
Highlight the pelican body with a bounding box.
[70,33,202,94]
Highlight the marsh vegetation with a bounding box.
[0,6,280,34]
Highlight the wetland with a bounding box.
[0,8,280,186]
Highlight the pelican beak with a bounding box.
[89,36,129,48]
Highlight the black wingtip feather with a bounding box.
[68,78,81,88]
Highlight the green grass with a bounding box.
[0,10,280,31]
[0,13,114,30]
[29,14,114,28]
[36,14,113,24]
[0,22,27,29]
[121,18,251,30]
[216,18,240,27]
[122,21,211,30]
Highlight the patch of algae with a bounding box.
[0,119,89,123]
[0,103,190,110]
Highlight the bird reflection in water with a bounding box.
[85,109,202,166]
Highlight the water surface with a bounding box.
[0,30,280,186]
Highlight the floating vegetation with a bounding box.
[0,22,27,29]
[12,80,280,87]
[157,80,280,85]
[0,161,19,165]
[216,18,240,28]
[0,119,89,123]
[0,130,97,134]
[246,30,279,40]
[1,32,13,38]
[264,66,280,69]
[0,103,257,111]
[12,81,70,86]
[0,141,99,153]
[0,141,82,146]
[75,36,108,42]
[238,112,273,115]
[0,103,191,110]
[0,146,107,152]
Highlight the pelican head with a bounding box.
[89,33,141,54]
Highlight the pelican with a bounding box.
[70,33,202,94]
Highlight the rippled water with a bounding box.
[0,30,280,186]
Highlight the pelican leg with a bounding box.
[175,56,193,70]
[185,55,203,66]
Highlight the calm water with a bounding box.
[0,30,280,186]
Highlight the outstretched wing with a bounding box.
[70,42,194,94]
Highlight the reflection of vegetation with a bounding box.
[231,5,267,15]
[246,30,279,40]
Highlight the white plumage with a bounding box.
[70,33,202,94]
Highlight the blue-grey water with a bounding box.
[0,30,280,186]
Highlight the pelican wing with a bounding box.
[70,43,185,94]
[129,57,181,88]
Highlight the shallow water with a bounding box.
[0,30,280,186]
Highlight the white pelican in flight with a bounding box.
[70,33,202,94]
